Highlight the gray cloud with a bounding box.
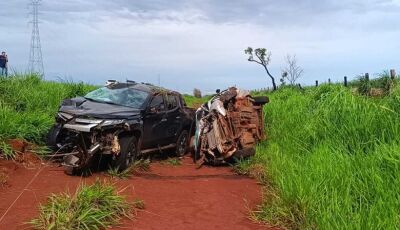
[34,0,400,25]
[0,0,399,92]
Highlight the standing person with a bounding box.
[0,52,8,77]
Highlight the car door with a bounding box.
[142,94,169,149]
[164,94,184,144]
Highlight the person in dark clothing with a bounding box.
[0,51,8,77]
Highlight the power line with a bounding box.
[28,0,44,76]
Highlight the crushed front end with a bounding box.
[47,96,142,175]
[194,87,268,165]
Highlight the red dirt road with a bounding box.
[0,157,268,230]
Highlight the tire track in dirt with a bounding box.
[0,157,271,230]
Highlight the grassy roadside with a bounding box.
[248,82,400,229]
[3,73,400,228]
[30,180,144,230]
[0,74,96,144]
[182,94,209,108]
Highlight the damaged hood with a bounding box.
[59,97,141,119]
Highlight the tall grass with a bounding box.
[253,84,400,229]
[3,73,399,228]
[349,71,395,96]
[29,180,140,230]
[182,94,210,108]
[0,74,96,144]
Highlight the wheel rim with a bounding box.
[126,141,136,166]
[178,133,188,155]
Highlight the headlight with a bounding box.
[100,119,125,127]
[57,112,74,121]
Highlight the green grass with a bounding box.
[250,83,400,229]
[0,140,15,159]
[0,73,96,144]
[29,180,143,230]
[107,159,151,179]
[349,71,395,96]
[162,157,182,166]
[3,73,400,229]
[182,94,209,108]
[232,158,268,184]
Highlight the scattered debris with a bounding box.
[0,172,8,187]
[194,87,268,165]
[132,198,146,210]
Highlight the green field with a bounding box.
[251,82,400,229]
[1,74,400,229]
[0,74,95,144]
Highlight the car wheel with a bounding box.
[176,130,189,157]
[46,123,63,151]
[253,96,269,105]
[112,136,137,171]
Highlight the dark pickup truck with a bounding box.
[47,80,195,175]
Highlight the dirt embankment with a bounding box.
[0,151,272,229]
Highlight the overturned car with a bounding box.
[47,80,195,175]
[193,87,268,165]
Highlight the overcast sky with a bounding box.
[0,0,399,93]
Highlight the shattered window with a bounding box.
[149,95,166,112]
[166,95,178,110]
[84,87,149,108]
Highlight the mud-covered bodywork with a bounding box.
[194,87,268,165]
[48,81,194,175]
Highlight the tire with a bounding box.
[112,135,137,171]
[253,96,269,105]
[46,124,63,151]
[176,130,189,157]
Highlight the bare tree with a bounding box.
[245,47,277,90]
[281,54,303,85]
[193,88,202,98]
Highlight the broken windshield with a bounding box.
[85,87,149,108]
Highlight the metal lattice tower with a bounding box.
[28,0,44,75]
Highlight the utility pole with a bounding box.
[28,0,44,76]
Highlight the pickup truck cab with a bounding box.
[47,80,195,175]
